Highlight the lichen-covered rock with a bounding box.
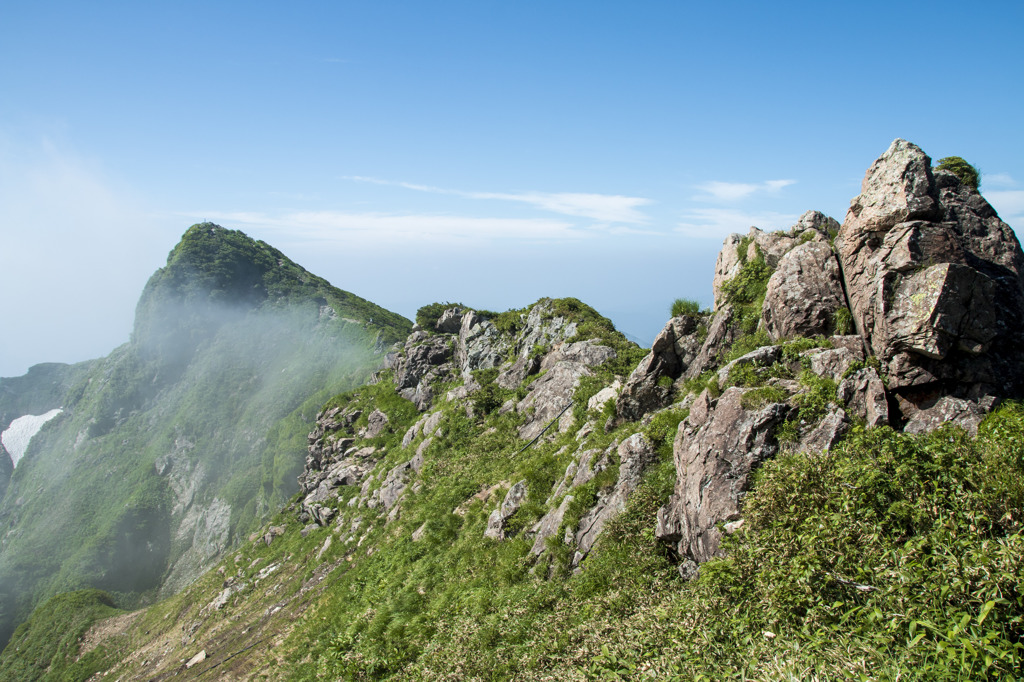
[362,409,389,439]
[615,315,701,423]
[762,241,848,340]
[902,396,987,435]
[835,139,1024,400]
[656,388,790,569]
[797,407,849,454]
[540,340,617,371]
[395,337,452,390]
[749,227,797,269]
[529,495,573,556]
[715,345,781,389]
[587,379,621,412]
[458,311,508,372]
[712,234,744,311]
[572,434,657,564]
[496,355,540,389]
[837,367,889,428]
[806,346,863,382]
[435,307,465,334]
[517,362,592,440]
[684,305,741,380]
[484,480,527,540]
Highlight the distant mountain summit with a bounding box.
[0,224,410,647]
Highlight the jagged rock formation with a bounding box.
[14,141,1023,681]
[835,139,1024,412]
[298,300,624,532]
[655,140,1024,573]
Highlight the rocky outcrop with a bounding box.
[615,315,705,423]
[655,140,1024,580]
[762,241,848,340]
[571,433,657,565]
[656,388,790,573]
[458,311,508,372]
[484,480,527,540]
[837,368,889,427]
[835,139,1024,403]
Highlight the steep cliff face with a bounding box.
[0,223,411,647]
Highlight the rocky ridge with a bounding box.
[293,140,1024,583]
[13,141,1022,680]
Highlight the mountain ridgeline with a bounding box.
[0,224,411,647]
[1,142,1024,680]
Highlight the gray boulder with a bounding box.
[762,241,848,340]
[656,387,790,568]
[615,315,702,423]
[572,434,657,563]
[835,139,1024,401]
[484,480,528,540]
[837,367,889,427]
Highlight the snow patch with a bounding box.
[1,409,63,467]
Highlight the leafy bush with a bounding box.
[669,298,701,317]
[936,156,980,190]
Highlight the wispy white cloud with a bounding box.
[984,173,1016,188]
[0,136,177,376]
[343,176,653,223]
[987,190,1024,227]
[675,208,800,240]
[693,179,796,202]
[197,209,582,245]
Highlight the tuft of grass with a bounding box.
[670,298,701,318]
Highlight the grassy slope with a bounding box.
[4,295,1024,680]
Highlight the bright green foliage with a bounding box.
[670,298,701,317]
[740,385,790,410]
[937,156,981,191]
[582,405,1024,680]
[776,370,838,442]
[0,589,120,682]
[832,306,854,335]
[720,249,774,345]
[720,256,772,309]
[414,301,465,331]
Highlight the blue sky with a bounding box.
[2,1,1023,377]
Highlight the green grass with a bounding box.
[0,590,121,682]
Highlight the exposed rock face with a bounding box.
[656,388,790,571]
[435,307,465,334]
[571,433,657,564]
[712,234,744,310]
[655,140,1024,580]
[615,315,704,423]
[837,368,889,427]
[458,311,508,372]
[684,304,740,380]
[484,480,527,540]
[517,362,594,440]
[835,139,1024,400]
[762,241,848,340]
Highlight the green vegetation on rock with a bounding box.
[936,156,981,191]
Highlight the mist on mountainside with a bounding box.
[0,224,410,648]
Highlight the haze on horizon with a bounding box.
[2,0,1023,378]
